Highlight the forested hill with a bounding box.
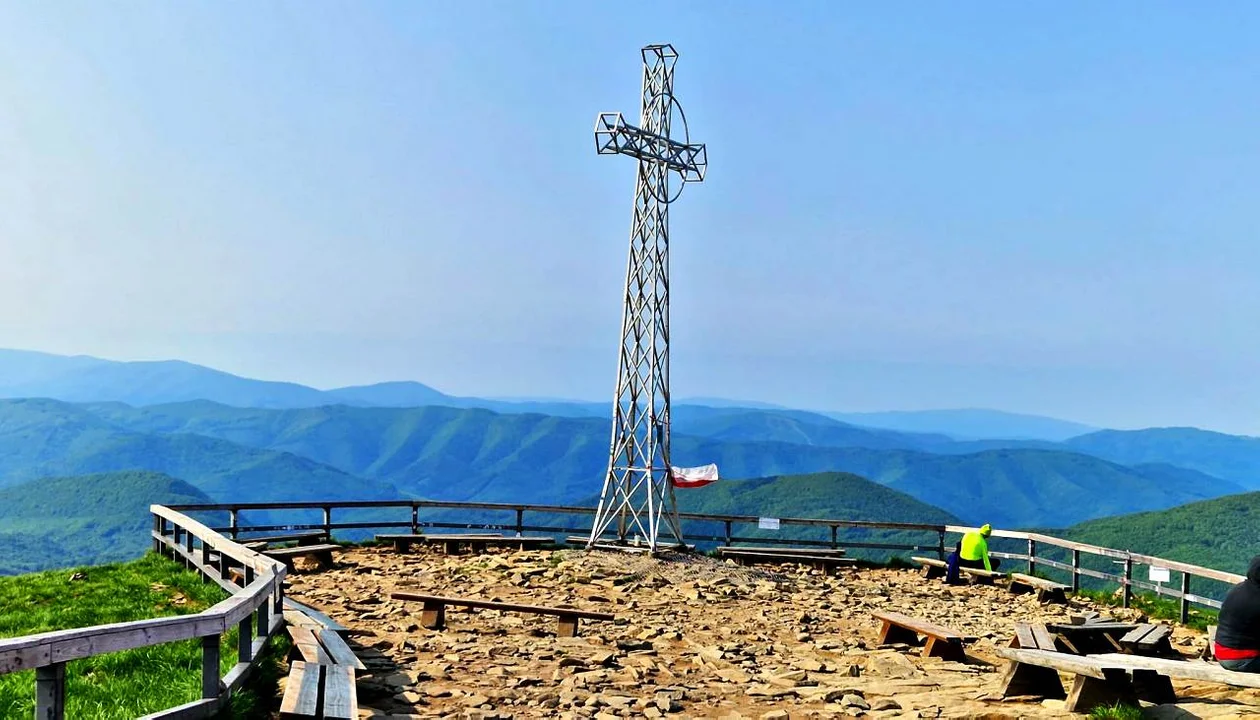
[0,471,215,575]
[1062,490,1260,575]
[0,398,1241,530]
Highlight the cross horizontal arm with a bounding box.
[594,112,707,182]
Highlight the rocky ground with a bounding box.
[283,545,1260,718]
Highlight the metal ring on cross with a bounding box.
[649,93,693,205]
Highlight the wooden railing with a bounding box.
[166,498,951,557]
[166,500,1244,623]
[946,525,1243,623]
[0,506,287,720]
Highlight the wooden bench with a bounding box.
[911,556,1003,585]
[240,530,327,548]
[716,546,846,557]
[375,533,427,553]
[265,544,341,571]
[872,610,970,661]
[406,534,554,554]
[280,661,357,719]
[280,607,363,719]
[391,591,615,637]
[997,646,1260,712]
[1007,573,1069,604]
[565,535,696,552]
[716,547,856,572]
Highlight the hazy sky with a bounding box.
[3,2,1260,433]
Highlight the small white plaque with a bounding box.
[758,517,780,531]
[1149,566,1171,583]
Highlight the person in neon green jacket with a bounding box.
[958,524,1000,572]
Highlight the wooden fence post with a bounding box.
[723,521,732,547]
[36,662,66,720]
[202,635,221,699]
[152,513,163,554]
[274,575,285,617]
[257,594,270,637]
[515,508,524,537]
[1027,539,1036,574]
[1180,573,1191,624]
[238,614,254,664]
[830,525,838,549]
[937,530,946,561]
[411,504,419,534]
[1071,549,1080,593]
[1123,558,1133,608]
[322,506,332,541]
[229,509,239,540]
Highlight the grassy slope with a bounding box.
[0,554,285,719]
[0,471,215,575]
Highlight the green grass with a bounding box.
[1089,702,1145,719]
[1074,587,1218,631]
[0,553,286,718]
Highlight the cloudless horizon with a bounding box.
[3,3,1260,433]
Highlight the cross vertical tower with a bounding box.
[587,44,707,552]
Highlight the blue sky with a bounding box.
[2,2,1260,432]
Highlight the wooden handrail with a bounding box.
[0,506,288,720]
[165,498,948,533]
[946,524,1243,622]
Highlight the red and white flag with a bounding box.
[671,463,719,488]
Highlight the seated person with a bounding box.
[1216,556,1260,672]
[958,523,1000,573]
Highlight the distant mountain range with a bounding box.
[0,348,1098,441]
[0,397,1244,530]
[6,347,1260,577]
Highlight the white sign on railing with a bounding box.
[1149,566,1171,583]
[758,517,780,531]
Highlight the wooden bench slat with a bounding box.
[1138,625,1171,649]
[316,629,366,671]
[285,598,349,633]
[1032,624,1058,651]
[391,592,614,620]
[1088,652,1260,689]
[279,660,321,717]
[995,647,1109,680]
[1014,623,1037,649]
[1120,624,1153,645]
[321,664,358,719]
[287,625,333,665]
